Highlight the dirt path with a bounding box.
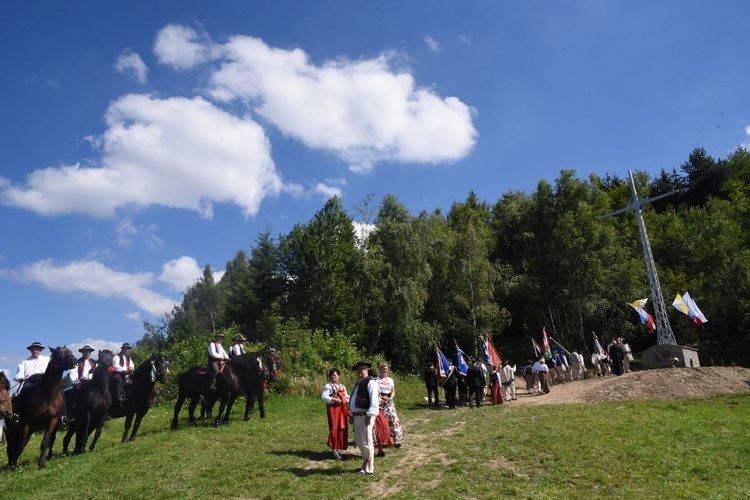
[507,366,750,405]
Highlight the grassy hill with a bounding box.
[1,373,749,499]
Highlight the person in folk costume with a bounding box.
[77,345,97,383]
[608,338,625,376]
[501,359,517,401]
[423,362,439,407]
[349,361,380,474]
[441,359,458,409]
[532,356,551,394]
[466,359,485,408]
[207,332,230,391]
[375,363,403,453]
[368,368,393,457]
[490,364,504,405]
[321,367,349,460]
[10,341,52,422]
[112,342,135,404]
[229,336,247,359]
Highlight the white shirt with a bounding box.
[532,361,549,373]
[79,358,96,380]
[112,353,135,373]
[500,364,516,384]
[229,344,245,358]
[376,376,394,396]
[321,382,349,405]
[208,342,229,361]
[15,355,50,382]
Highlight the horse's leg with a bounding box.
[128,409,146,442]
[214,397,228,427]
[171,394,186,430]
[188,399,200,425]
[223,394,239,424]
[38,425,56,468]
[89,414,107,451]
[75,413,91,454]
[258,388,265,419]
[121,410,134,443]
[6,423,23,469]
[45,425,59,463]
[62,419,77,455]
[243,396,252,421]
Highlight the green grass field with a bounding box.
[1,375,748,499]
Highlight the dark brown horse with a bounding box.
[171,347,278,430]
[107,354,169,443]
[212,347,279,427]
[62,350,114,455]
[6,346,77,469]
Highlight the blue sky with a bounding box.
[2,1,749,377]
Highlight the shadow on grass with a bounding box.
[271,449,359,462]
[282,466,358,477]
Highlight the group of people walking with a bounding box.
[321,361,402,475]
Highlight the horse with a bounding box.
[62,350,114,455]
[171,347,278,430]
[0,372,13,445]
[170,364,215,430]
[6,345,77,469]
[212,347,279,426]
[107,354,169,443]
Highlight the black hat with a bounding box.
[26,342,45,351]
[214,332,225,338]
[232,336,247,342]
[352,360,372,371]
[120,342,133,350]
[78,345,95,353]
[502,359,509,365]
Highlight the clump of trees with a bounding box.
[136,147,750,384]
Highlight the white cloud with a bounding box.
[313,182,343,199]
[159,256,202,292]
[208,34,477,172]
[154,24,213,70]
[743,125,750,150]
[159,255,223,293]
[124,311,141,321]
[116,219,164,248]
[68,338,128,355]
[353,221,375,243]
[115,50,149,83]
[10,259,177,316]
[424,35,440,52]
[1,94,282,218]
[458,35,472,46]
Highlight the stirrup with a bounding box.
[8,413,20,424]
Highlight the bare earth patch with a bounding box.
[509,366,750,405]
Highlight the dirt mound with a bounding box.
[511,366,750,405]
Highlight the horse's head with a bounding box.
[0,371,12,419]
[151,354,169,383]
[49,346,78,371]
[97,349,114,368]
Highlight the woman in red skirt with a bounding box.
[321,368,349,460]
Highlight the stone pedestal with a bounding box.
[642,344,700,369]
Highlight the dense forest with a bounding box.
[134,147,750,381]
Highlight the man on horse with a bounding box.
[77,345,96,382]
[112,343,135,404]
[14,341,50,394]
[207,333,229,391]
[229,335,247,359]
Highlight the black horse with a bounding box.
[212,347,279,427]
[171,347,278,430]
[6,346,77,469]
[62,349,114,455]
[107,353,169,443]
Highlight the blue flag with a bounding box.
[436,347,452,383]
[481,337,491,363]
[456,347,469,376]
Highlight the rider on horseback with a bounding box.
[10,341,50,423]
[207,333,229,391]
[112,343,135,404]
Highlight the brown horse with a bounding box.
[0,372,13,445]
[6,346,77,469]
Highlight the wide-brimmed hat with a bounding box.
[26,342,45,351]
[232,336,247,342]
[214,332,225,338]
[351,360,372,371]
[120,342,133,350]
[78,345,95,353]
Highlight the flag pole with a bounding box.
[548,336,570,356]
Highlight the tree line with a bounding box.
[136,147,750,379]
